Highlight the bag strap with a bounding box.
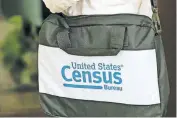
[151,0,158,8]
[65,26,127,56]
[150,0,162,35]
[56,13,128,56]
[56,15,72,50]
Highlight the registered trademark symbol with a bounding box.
[121,65,124,68]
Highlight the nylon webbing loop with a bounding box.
[151,0,162,34]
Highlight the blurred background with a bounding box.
[0,0,49,116]
[0,0,176,117]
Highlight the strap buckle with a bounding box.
[152,8,162,34]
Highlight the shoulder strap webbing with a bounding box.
[151,0,158,8]
[150,0,162,34]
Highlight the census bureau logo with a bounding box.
[60,62,123,91]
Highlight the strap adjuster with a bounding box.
[152,8,162,34]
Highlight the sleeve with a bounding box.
[43,0,80,13]
[138,0,153,18]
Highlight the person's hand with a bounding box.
[43,0,80,13]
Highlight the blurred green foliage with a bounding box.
[0,15,38,86]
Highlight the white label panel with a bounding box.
[38,45,160,105]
